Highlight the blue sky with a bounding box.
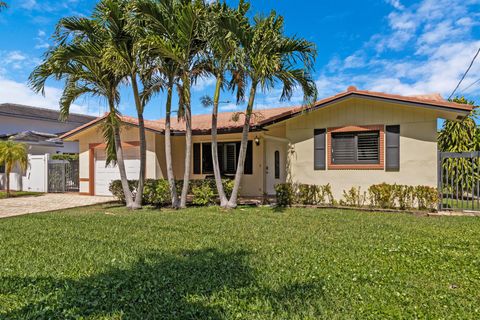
[0,0,479,121]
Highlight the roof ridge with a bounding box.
[0,103,97,119]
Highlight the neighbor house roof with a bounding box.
[0,103,96,125]
[61,87,474,139]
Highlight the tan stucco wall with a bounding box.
[155,132,265,197]
[73,125,159,194]
[285,98,442,199]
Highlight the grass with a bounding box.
[1,205,479,319]
[0,191,43,199]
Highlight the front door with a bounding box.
[265,139,286,195]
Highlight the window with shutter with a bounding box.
[331,131,380,164]
[386,125,400,171]
[197,141,253,175]
[314,129,326,170]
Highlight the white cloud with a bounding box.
[192,76,216,92]
[314,0,480,100]
[20,0,37,10]
[0,76,98,116]
[385,0,405,10]
[219,103,240,111]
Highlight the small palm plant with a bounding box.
[0,141,28,197]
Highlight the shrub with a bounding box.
[275,183,295,207]
[144,179,170,207]
[109,180,137,203]
[340,186,367,207]
[415,185,439,211]
[192,182,215,206]
[394,185,415,210]
[222,178,235,198]
[295,183,335,205]
[368,183,396,208]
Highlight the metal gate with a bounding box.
[438,151,480,211]
[48,160,79,193]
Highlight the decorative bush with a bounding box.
[275,183,295,207]
[340,186,367,207]
[109,180,137,203]
[295,183,335,205]
[415,185,439,211]
[192,182,216,206]
[368,183,396,208]
[394,185,415,210]
[143,179,170,207]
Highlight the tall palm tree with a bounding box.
[226,12,318,208]
[200,1,249,206]
[0,141,28,197]
[134,0,208,208]
[97,0,149,209]
[29,17,135,208]
[130,0,182,208]
[0,2,7,11]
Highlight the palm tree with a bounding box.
[97,0,149,209]
[29,17,135,208]
[0,141,28,197]
[200,1,249,206]
[134,0,208,208]
[130,0,182,208]
[0,2,7,11]
[226,12,318,208]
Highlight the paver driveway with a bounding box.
[0,193,114,218]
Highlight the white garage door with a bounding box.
[95,147,140,196]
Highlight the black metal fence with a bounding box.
[48,160,79,193]
[438,151,480,211]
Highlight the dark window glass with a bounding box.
[193,143,201,174]
[274,150,280,179]
[199,141,253,175]
[331,131,380,164]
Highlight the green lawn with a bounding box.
[1,205,479,319]
[0,191,43,199]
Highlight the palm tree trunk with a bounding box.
[165,81,179,208]
[131,74,146,210]
[108,99,134,208]
[227,84,257,208]
[5,167,10,197]
[180,78,192,208]
[212,76,228,206]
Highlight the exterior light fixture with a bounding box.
[254,136,260,146]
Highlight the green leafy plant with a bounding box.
[144,179,170,207]
[275,183,295,207]
[192,182,215,206]
[394,185,415,210]
[415,185,439,211]
[340,187,367,207]
[51,154,79,161]
[368,183,397,208]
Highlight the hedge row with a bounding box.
[109,178,235,207]
[275,182,438,211]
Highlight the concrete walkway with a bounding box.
[0,193,114,218]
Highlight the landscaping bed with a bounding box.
[1,205,479,318]
[0,191,43,199]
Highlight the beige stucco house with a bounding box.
[61,87,473,199]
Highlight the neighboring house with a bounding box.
[61,87,473,199]
[0,103,96,191]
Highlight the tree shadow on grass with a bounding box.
[0,249,252,319]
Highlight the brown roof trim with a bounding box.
[60,114,164,139]
[259,89,474,128]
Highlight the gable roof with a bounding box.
[61,106,297,139]
[0,103,96,125]
[61,87,474,140]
